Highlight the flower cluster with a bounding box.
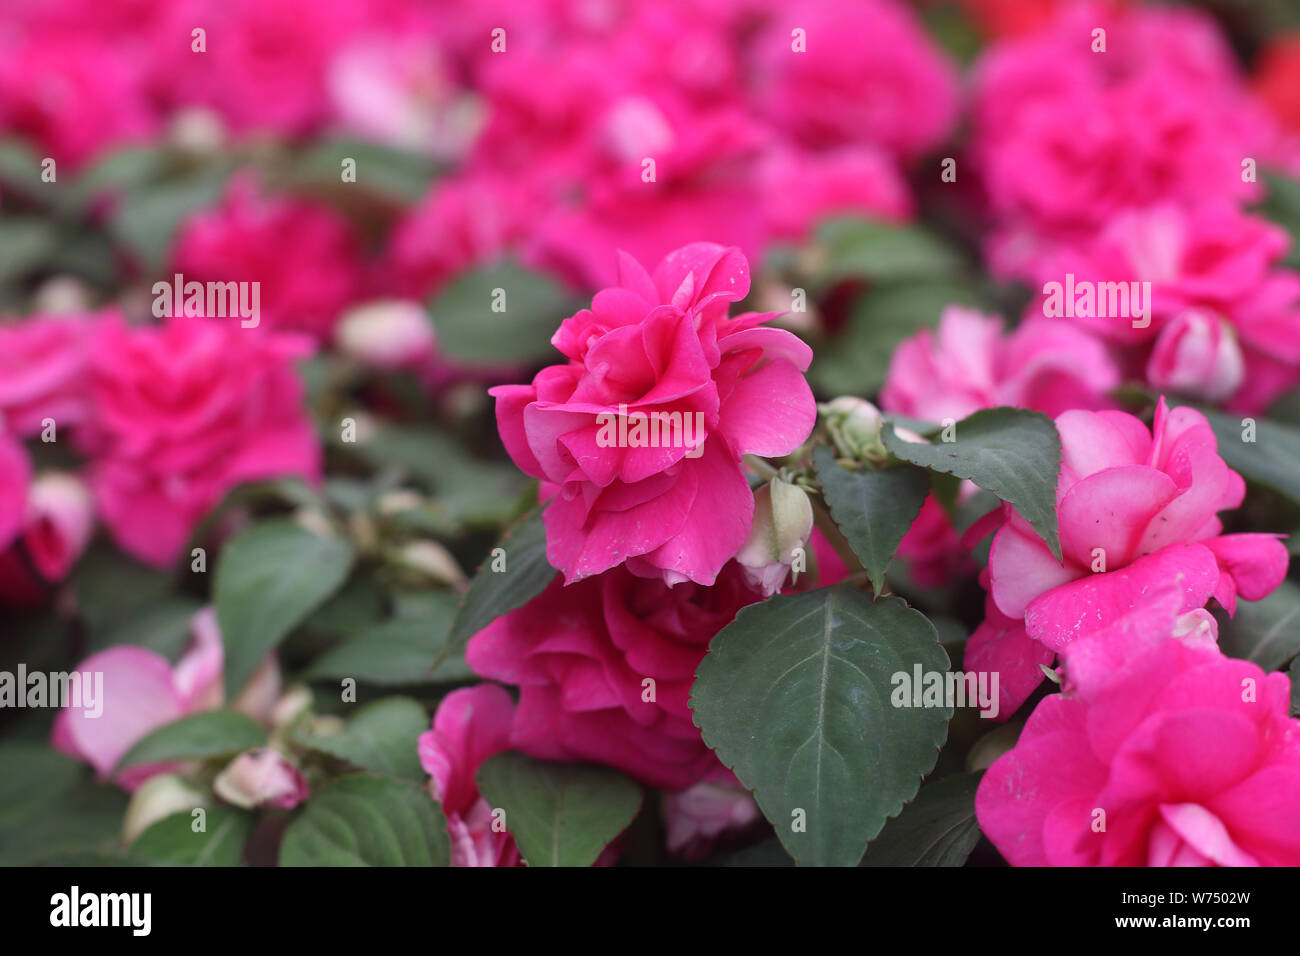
[2,0,1300,871]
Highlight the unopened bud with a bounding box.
[735,479,814,596]
[123,774,206,844]
[213,749,308,810]
[394,539,465,587]
[820,396,885,460]
[335,300,436,370]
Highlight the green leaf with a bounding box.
[813,445,930,593]
[73,541,176,635]
[303,598,472,685]
[0,138,48,202]
[286,137,439,205]
[1192,405,1300,505]
[1257,171,1300,270]
[810,280,987,396]
[1290,658,1300,717]
[129,807,252,866]
[691,585,951,867]
[280,775,450,866]
[435,508,554,668]
[294,697,428,780]
[815,217,965,286]
[860,772,982,866]
[0,744,129,865]
[1217,579,1300,671]
[429,261,574,365]
[343,423,528,526]
[117,711,265,771]
[884,407,1062,561]
[0,217,58,285]
[66,144,174,209]
[89,596,204,661]
[109,165,230,272]
[475,753,642,866]
[215,519,355,698]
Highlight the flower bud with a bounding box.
[23,472,94,582]
[213,749,308,810]
[1146,310,1244,403]
[122,774,206,844]
[819,396,885,460]
[394,539,465,587]
[271,685,313,730]
[735,478,814,596]
[335,300,436,370]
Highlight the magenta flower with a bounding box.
[492,243,815,587]
[977,592,1300,866]
[977,398,1287,713]
[418,685,522,868]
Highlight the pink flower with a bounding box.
[145,0,372,137]
[976,592,1300,865]
[1028,203,1300,412]
[759,144,913,242]
[386,173,538,300]
[0,35,155,167]
[466,563,766,791]
[171,176,363,338]
[986,398,1288,663]
[1147,311,1246,404]
[0,314,96,437]
[664,771,761,861]
[753,0,959,161]
[214,749,308,810]
[973,5,1271,274]
[81,314,320,567]
[880,306,1119,423]
[0,434,31,555]
[52,606,280,789]
[417,685,522,868]
[327,34,478,160]
[895,495,975,590]
[22,471,94,582]
[492,243,816,588]
[529,103,768,290]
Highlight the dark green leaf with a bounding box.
[884,408,1062,560]
[303,596,471,685]
[1193,405,1300,505]
[1218,579,1300,671]
[860,772,982,866]
[476,753,642,867]
[429,261,574,365]
[294,697,428,780]
[215,519,355,697]
[129,807,252,866]
[0,744,128,865]
[813,445,930,593]
[117,711,265,771]
[691,586,952,866]
[435,508,554,668]
[815,217,965,286]
[280,775,450,866]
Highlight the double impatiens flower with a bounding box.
[491,242,816,588]
[968,397,1288,718]
[977,590,1300,866]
